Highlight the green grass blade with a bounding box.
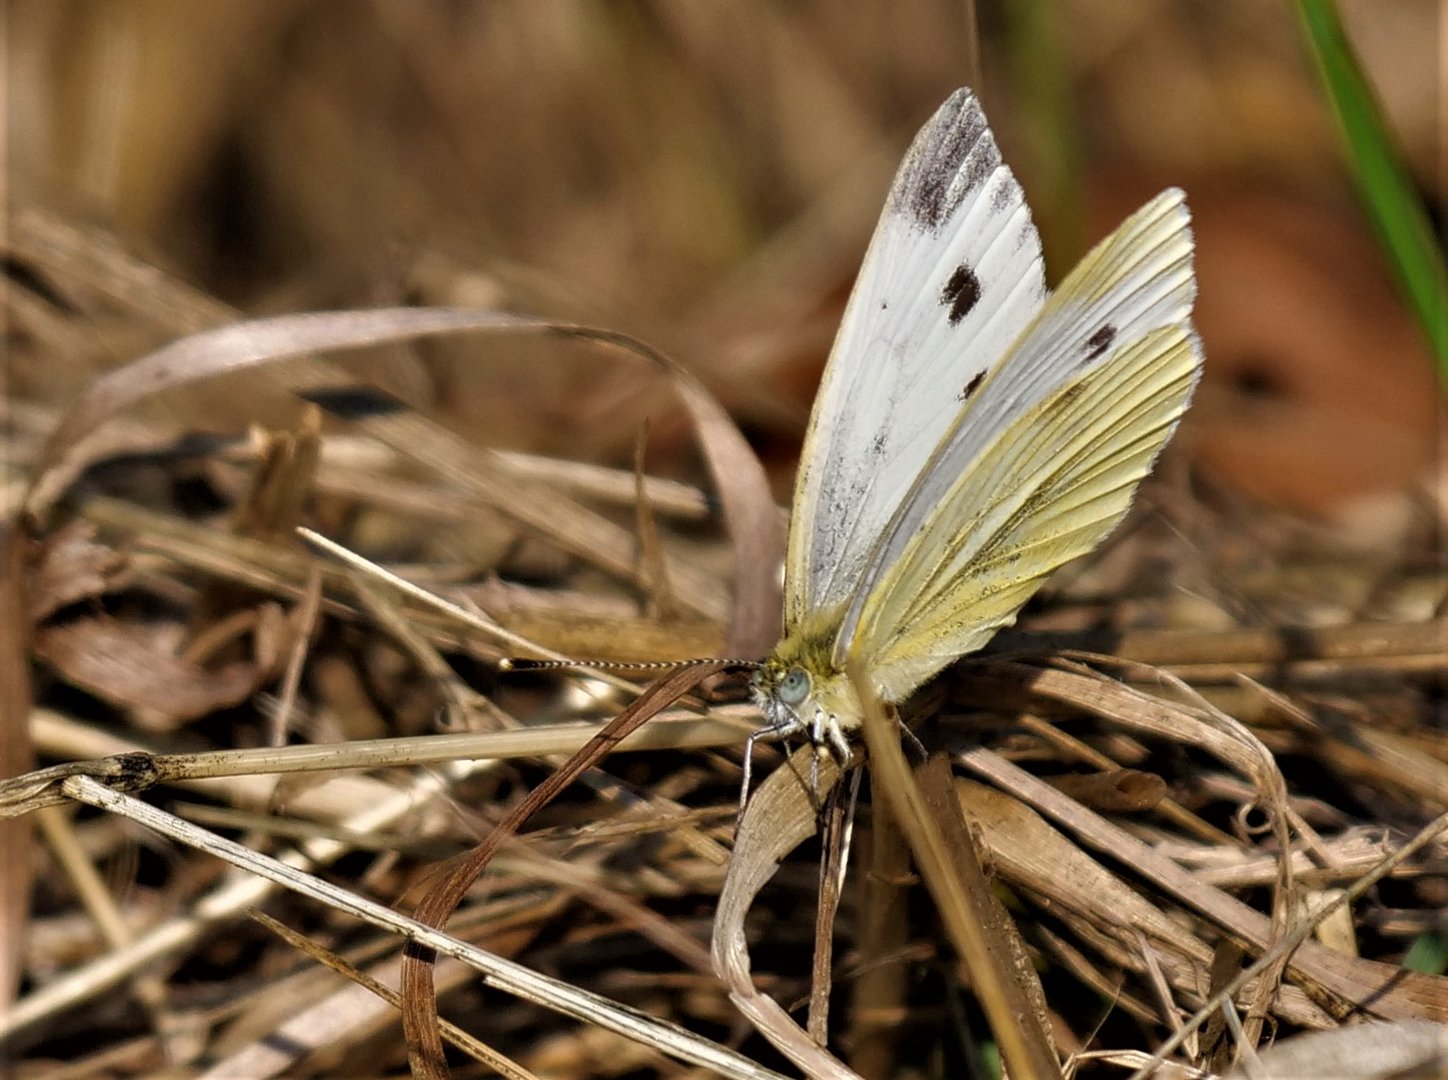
[1294,0,1448,388]
[1003,0,1083,276]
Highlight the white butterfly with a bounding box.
[749,88,1203,766]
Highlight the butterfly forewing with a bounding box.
[841,189,1203,697]
[784,89,1046,632]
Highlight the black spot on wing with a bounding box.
[1083,324,1117,363]
[958,370,986,403]
[941,264,981,325]
[892,91,999,231]
[298,385,407,420]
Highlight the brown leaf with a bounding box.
[1047,768,1168,813]
[28,521,124,622]
[34,617,265,724]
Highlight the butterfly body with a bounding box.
[749,87,1203,766]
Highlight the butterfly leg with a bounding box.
[899,722,927,763]
[808,709,834,798]
[739,715,804,818]
[826,717,852,769]
[739,729,764,820]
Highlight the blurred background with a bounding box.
[5,5,1445,1073]
[4,0,1443,522]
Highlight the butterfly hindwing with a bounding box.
[842,189,1203,698]
[783,89,1047,632]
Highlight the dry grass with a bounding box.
[2,3,1445,1078]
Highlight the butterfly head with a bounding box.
[749,624,862,761]
[749,659,814,734]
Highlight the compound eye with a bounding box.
[777,667,811,706]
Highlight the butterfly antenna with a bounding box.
[499,656,760,673]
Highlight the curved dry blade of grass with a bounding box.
[19,307,782,653]
[1293,0,1448,384]
[712,745,862,1080]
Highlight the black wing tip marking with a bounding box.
[941,263,982,325]
[891,88,1001,231]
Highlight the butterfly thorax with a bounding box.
[749,609,861,762]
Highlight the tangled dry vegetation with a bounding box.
[2,3,1446,1078]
